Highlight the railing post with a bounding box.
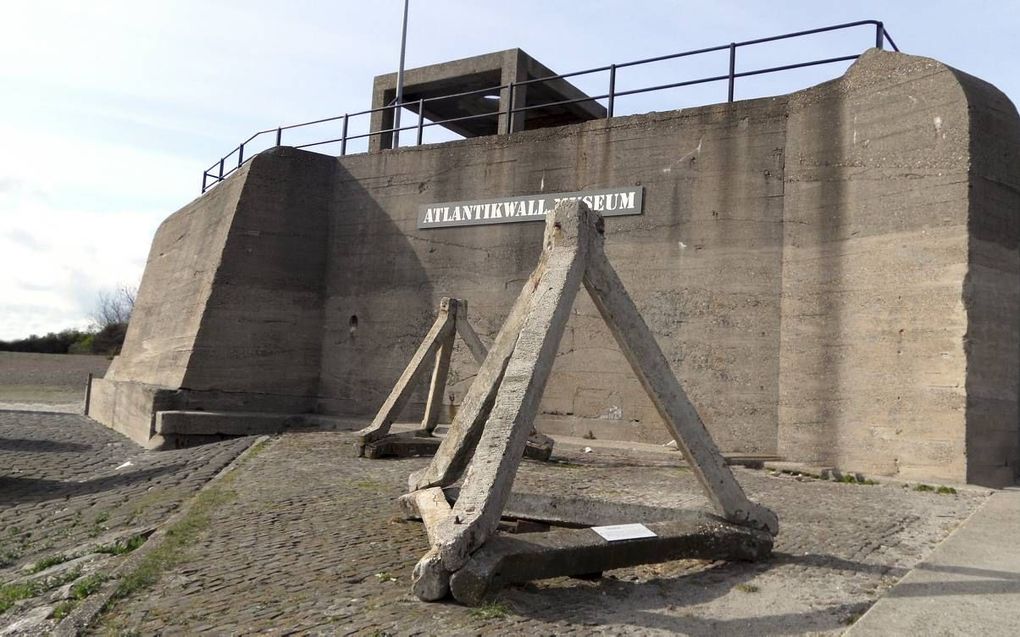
[340,114,349,156]
[607,64,616,118]
[505,82,515,135]
[727,43,736,102]
[238,143,244,168]
[417,98,425,145]
[875,21,884,49]
[202,172,207,193]
[218,158,225,181]
[275,127,282,146]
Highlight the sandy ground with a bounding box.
[0,351,110,412]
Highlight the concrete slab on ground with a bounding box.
[847,487,1020,635]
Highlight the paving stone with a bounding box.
[0,410,252,633]
[92,432,986,635]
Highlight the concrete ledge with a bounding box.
[149,411,365,450]
[155,410,308,435]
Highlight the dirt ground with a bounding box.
[0,352,110,412]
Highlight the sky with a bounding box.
[1,1,1018,340]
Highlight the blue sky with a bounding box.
[1,1,1018,340]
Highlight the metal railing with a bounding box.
[201,19,898,193]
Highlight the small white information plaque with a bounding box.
[591,523,657,542]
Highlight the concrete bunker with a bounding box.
[90,47,1020,488]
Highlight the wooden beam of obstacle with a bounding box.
[405,200,779,604]
[355,297,458,448]
[583,233,779,535]
[355,296,554,462]
[407,249,553,490]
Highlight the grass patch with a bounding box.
[51,599,77,620]
[351,479,385,491]
[95,534,147,556]
[841,613,862,625]
[0,566,87,614]
[468,601,511,619]
[29,553,73,574]
[374,572,398,583]
[112,484,236,601]
[837,474,878,486]
[914,483,957,495]
[42,567,84,590]
[735,583,760,593]
[95,438,262,630]
[0,582,40,614]
[244,437,272,461]
[70,573,108,600]
[0,547,22,569]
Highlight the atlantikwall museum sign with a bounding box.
[417,186,643,229]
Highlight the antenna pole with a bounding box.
[393,0,409,149]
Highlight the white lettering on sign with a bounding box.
[418,187,643,229]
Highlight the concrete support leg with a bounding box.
[408,253,550,491]
[583,243,778,536]
[411,204,590,596]
[404,201,778,604]
[356,298,456,447]
[421,328,455,434]
[455,307,489,365]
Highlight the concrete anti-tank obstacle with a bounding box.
[400,200,779,605]
[354,297,554,461]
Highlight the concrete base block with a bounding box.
[155,410,308,436]
[363,431,442,459]
[433,489,689,528]
[360,431,556,461]
[447,510,773,606]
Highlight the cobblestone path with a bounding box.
[97,432,987,636]
[0,410,253,632]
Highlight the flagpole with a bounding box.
[393,0,409,149]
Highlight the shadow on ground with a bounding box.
[1,465,187,505]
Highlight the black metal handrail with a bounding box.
[201,19,898,193]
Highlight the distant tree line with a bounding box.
[0,285,136,356]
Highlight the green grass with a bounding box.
[112,484,236,601]
[837,474,878,486]
[96,436,268,631]
[70,573,108,600]
[0,582,40,614]
[914,484,957,495]
[0,566,89,615]
[51,599,77,620]
[95,534,147,556]
[468,601,511,619]
[735,583,760,593]
[29,553,73,573]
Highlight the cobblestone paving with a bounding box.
[98,432,988,636]
[0,410,252,630]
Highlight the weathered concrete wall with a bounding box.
[96,50,1020,485]
[92,149,335,440]
[778,51,974,482]
[958,68,1020,486]
[321,98,787,453]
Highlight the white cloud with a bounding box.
[0,0,1018,344]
